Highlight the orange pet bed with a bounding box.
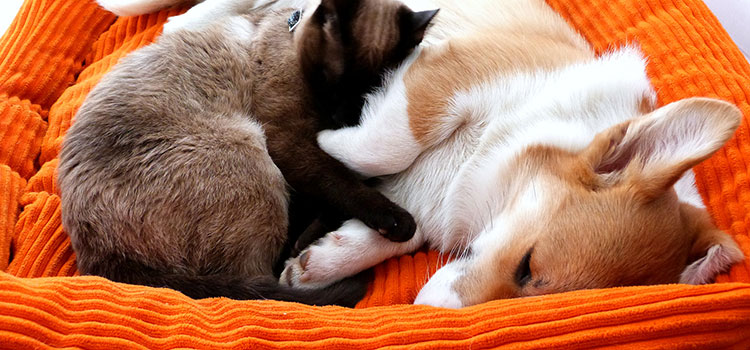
[2,0,750,348]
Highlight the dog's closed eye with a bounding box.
[515,248,534,287]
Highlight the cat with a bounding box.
[58,0,436,306]
[280,0,745,308]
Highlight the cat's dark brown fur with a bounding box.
[58,0,435,306]
[299,0,438,127]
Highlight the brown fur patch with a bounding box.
[639,93,657,114]
[405,34,593,145]
[352,0,402,70]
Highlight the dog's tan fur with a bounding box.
[405,35,593,145]
[452,100,743,305]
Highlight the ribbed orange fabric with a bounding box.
[0,272,748,349]
[1,0,750,348]
[0,0,115,110]
[0,165,25,271]
[0,96,46,179]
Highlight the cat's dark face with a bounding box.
[295,0,438,126]
[341,0,438,79]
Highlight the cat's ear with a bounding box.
[403,8,439,46]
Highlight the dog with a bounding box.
[280,0,745,308]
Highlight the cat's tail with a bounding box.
[138,273,369,307]
[86,256,369,307]
[96,0,198,16]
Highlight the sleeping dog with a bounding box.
[281,0,745,308]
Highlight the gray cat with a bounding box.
[58,0,436,306]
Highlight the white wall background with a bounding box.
[0,0,747,61]
[0,0,23,37]
[704,0,750,61]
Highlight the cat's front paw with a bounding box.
[360,204,416,242]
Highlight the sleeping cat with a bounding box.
[58,0,436,306]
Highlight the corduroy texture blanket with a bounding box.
[1,0,750,348]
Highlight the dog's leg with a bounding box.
[318,55,464,178]
[161,0,308,34]
[317,119,421,178]
[161,0,251,34]
[96,0,193,17]
[281,219,426,289]
[317,76,428,177]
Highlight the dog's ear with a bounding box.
[678,204,744,284]
[582,97,741,200]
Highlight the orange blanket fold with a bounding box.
[1,0,749,348]
[2,271,750,349]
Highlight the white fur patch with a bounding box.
[97,0,181,16]
[161,0,259,34]
[515,180,547,214]
[281,219,426,289]
[413,261,464,308]
[318,53,423,178]
[674,170,705,208]
[223,16,256,41]
[162,0,221,34]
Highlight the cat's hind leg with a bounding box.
[280,219,426,289]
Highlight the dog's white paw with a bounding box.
[162,11,208,34]
[161,0,236,34]
[280,219,411,290]
[280,232,355,289]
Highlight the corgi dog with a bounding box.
[280,0,745,308]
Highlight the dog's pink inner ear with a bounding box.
[680,243,744,284]
[679,205,744,285]
[587,98,741,197]
[594,134,637,174]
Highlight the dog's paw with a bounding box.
[280,232,349,289]
[162,13,198,34]
[161,1,234,35]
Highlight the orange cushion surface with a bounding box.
[1,0,749,348]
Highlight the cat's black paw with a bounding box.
[362,205,416,242]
